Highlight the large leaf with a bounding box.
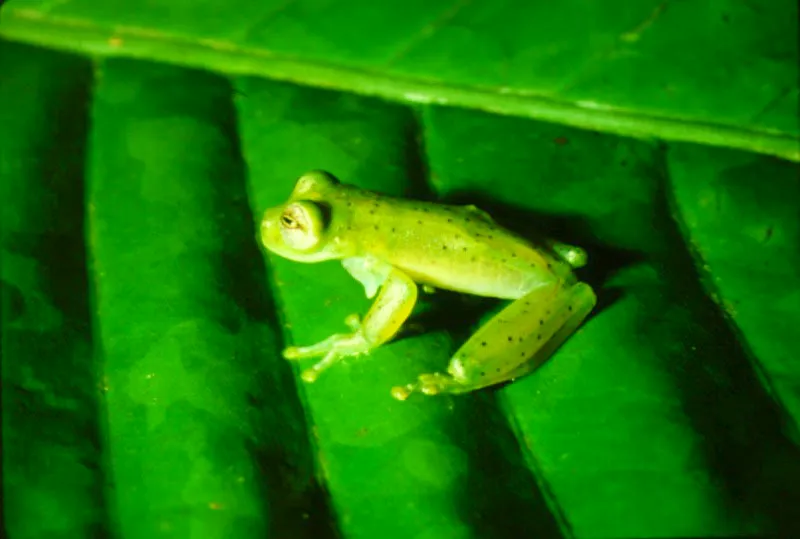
[2,32,800,539]
[0,0,798,161]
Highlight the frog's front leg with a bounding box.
[284,257,418,383]
[391,281,596,400]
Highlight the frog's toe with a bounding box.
[421,383,441,396]
[390,373,457,400]
[301,368,320,383]
[391,385,412,401]
[390,379,423,401]
[283,346,302,360]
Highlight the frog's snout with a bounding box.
[259,208,280,250]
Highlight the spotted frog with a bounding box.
[260,171,596,400]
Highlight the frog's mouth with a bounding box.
[260,207,299,259]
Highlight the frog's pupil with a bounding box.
[281,215,295,227]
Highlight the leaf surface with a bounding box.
[2,19,799,539]
[1,0,798,160]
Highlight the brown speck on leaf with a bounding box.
[554,136,569,145]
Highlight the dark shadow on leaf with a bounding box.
[445,391,570,539]
[393,123,572,538]
[440,189,644,294]
[1,47,110,538]
[402,112,439,202]
[206,78,341,539]
[655,148,800,536]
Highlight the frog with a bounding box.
[259,170,597,401]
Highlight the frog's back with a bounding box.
[339,187,572,300]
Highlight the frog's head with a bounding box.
[260,171,342,263]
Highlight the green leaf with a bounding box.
[2,23,800,539]
[1,0,798,161]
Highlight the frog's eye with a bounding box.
[280,214,298,228]
[292,170,340,199]
[279,201,325,251]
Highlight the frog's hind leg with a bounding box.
[497,282,597,382]
[391,281,596,401]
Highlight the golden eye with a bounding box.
[280,213,297,228]
[279,201,325,251]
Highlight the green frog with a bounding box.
[260,171,596,401]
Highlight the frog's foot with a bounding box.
[391,373,468,401]
[283,326,370,383]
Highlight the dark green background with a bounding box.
[1,1,799,538]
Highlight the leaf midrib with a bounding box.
[1,7,798,164]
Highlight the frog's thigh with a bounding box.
[496,281,596,383]
[391,281,596,400]
[451,281,595,388]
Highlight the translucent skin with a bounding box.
[260,171,596,400]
